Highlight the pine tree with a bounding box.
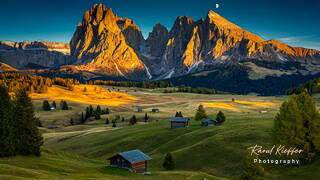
[122,117,125,122]
[0,84,15,157]
[85,107,90,120]
[62,101,69,110]
[95,105,102,115]
[80,112,85,124]
[195,105,208,121]
[13,88,43,156]
[129,115,137,125]
[175,112,179,117]
[144,113,149,122]
[89,105,94,116]
[273,91,320,162]
[178,111,183,117]
[105,118,109,124]
[112,120,116,127]
[51,101,56,109]
[163,153,175,170]
[42,100,51,111]
[216,111,226,123]
[106,108,110,114]
[70,118,74,125]
[240,154,266,180]
[94,113,101,120]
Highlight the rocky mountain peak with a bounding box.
[145,23,169,58]
[70,4,148,80]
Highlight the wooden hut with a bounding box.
[201,118,217,127]
[108,150,151,173]
[151,108,159,113]
[169,117,189,129]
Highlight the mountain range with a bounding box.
[1,3,320,95]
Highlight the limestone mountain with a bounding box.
[70,4,149,80]
[67,4,320,80]
[0,41,72,69]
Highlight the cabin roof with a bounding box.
[108,150,151,164]
[169,117,189,122]
[202,118,216,123]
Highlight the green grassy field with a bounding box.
[1,86,320,179]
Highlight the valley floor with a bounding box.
[2,85,320,179]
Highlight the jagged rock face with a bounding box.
[117,18,145,51]
[70,4,148,80]
[160,16,195,73]
[146,23,169,58]
[154,10,320,77]
[0,41,72,69]
[69,4,320,80]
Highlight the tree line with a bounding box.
[0,84,43,157]
[91,80,173,89]
[164,85,227,95]
[0,73,79,94]
[286,78,320,95]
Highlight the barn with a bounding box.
[201,118,217,127]
[108,149,151,173]
[169,117,189,129]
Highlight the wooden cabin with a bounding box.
[169,117,189,129]
[108,150,151,173]
[151,108,159,113]
[136,107,143,112]
[201,118,217,127]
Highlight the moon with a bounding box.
[216,3,220,9]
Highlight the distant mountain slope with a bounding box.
[0,41,73,69]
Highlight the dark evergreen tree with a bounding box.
[51,101,56,109]
[195,105,208,121]
[105,118,109,124]
[163,153,175,170]
[122,117,125,122]
[216,111,226,123]
[61,101,69,110]
[129,115,137,125]
[95,105,102,115]
[106,108,110,114]
[13,88,43,156]
[89,105,94,116]
[273,91,320,162]
[94,113,101,120]
[70,118,74,125]
[178,111,183,117]
[42,100,51,111]
[144,113,149,122]
[0,85,15,157]
[80,112,85,124]
[112,120,116,127]
[85,107,90,120]
[175,112,179,117]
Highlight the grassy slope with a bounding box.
[2,86,320,179]
[0,149,221,180]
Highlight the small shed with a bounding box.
[108,149,151,173]
[137,107,143,112]
[169,117,189,129]
[151,108,159,113]
[201,118,217,127]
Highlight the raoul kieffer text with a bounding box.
[248,145,304,156]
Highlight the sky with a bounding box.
[0,0,319,50]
